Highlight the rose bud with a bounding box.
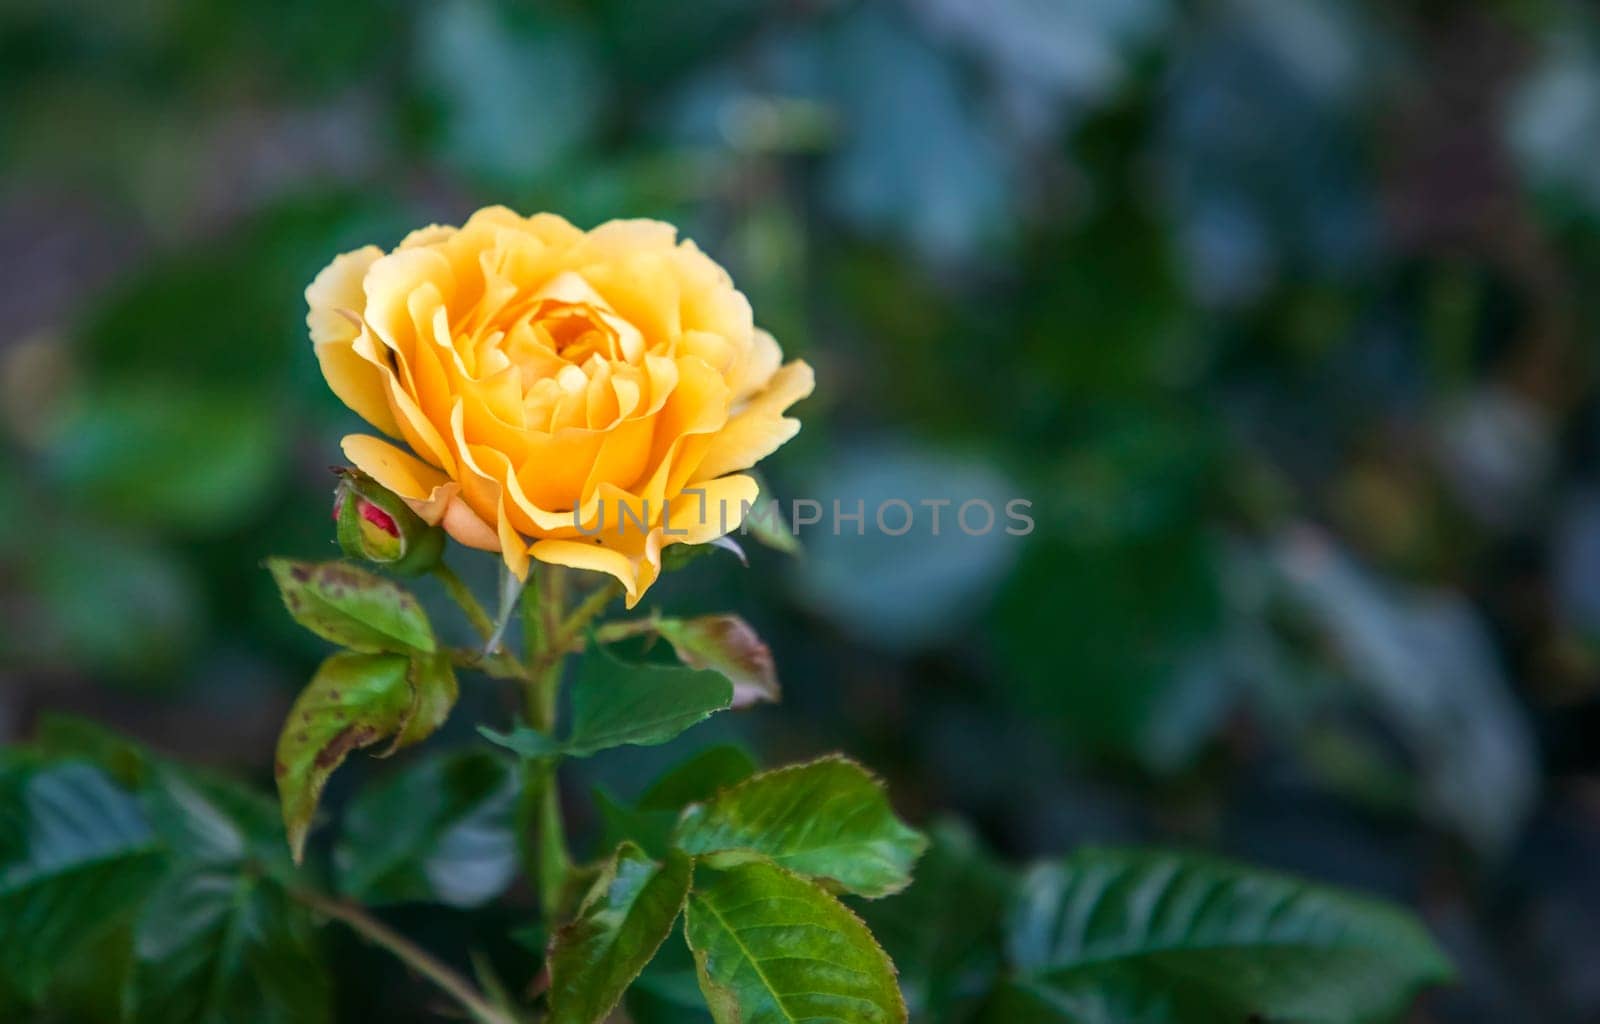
[333,469,444,576]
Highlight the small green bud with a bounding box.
[661,540,713,573]
[661,535,746,573]
[333,469,444,576]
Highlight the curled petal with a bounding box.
[531,537,642,600]
[694,360,815,481]
[341,435,498,551]
[307,247,399,436]
[665,474,760,544]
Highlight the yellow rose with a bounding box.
[305,207,813,607]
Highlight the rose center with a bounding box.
[534,301,615,365]
[546,317,606,362]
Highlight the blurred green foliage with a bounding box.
[6,0,1600,1020]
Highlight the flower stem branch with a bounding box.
[521,573,545,670]
[532,755,570,926]
[294,889,515,1024]
[522,578,623,715]
[559,580,624,643]
[432,562,496,642]
[591,615,659,645]
[445,647,525,680]
[520,568,578,929]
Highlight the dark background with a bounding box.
[4,1,1600,1020]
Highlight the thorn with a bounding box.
[712,535,749,566]
[484,567,526,657]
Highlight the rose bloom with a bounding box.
[306,207,812,606]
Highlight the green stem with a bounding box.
[525,568,563,732]
[432,562,495,641]
[560,580,624,640]
[445,647,524,680]
[531,756,570,926]
[591,615,660,645]
[522,577,622,720]
[294,889,515,1024]
[520,568,573,931]
[533,581,624,668]
[513,573,624,929]
[544,566,568,637]
[521,572,545,669]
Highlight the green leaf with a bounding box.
[267,559,436,654]
[130,870,330,1024]
[1,724,333,1020]
[484,647,733,760]
[594,788,678,860]
[0,763,167,1001]
[393,651,459,751]
[860,819,1013,1023]
[684,860,907,1024]
[143,767,265,869]
[36,714,293,876]
[335,749,518,908]
[33,712,153,788]
[637,746,758,812]
[653,616,781,708]
[13,919,137,1023]
[997,848,1456,1024]
[672,756,927,898]
[568,646,734,757]
[548,843,693,1024]
[275,652,414,863]
[739,490,801,555]
[479,724,564,760]
[593,749,760,861]
[174,771,296,874]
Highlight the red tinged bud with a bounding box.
[360,500,399,538]
[333,469,444,576]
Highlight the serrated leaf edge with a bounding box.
[671,754,929,899]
